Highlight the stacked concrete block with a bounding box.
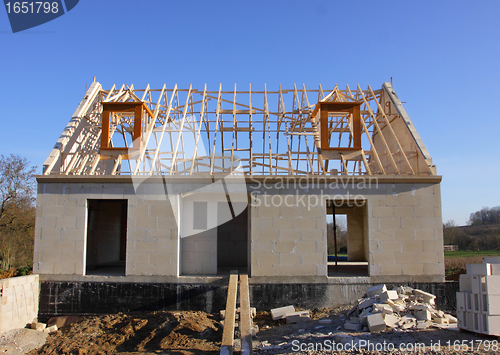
[457,258,500,335]
[0,275,40,334]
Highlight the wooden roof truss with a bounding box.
[42,82,436,176]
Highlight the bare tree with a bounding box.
[0,154,37,270]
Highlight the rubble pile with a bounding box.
[343,284,457,333]
[29,319,57,334]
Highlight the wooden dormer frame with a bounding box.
[312,101,362,151]
[100,102,153,158]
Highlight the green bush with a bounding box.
[16,262,32,276]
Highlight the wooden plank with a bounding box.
[210,84,223,174]
[220,270,239,355]
[170,85,192,175]
[149,85,177,174]
[189,84,207,175]
[249,83,253,175]
[239,274,252,355]
[133,84,167,174]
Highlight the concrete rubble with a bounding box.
[30,319,57,334]
[270,305,311,324]
[343,284,457,333]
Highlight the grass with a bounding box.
[444,250,500,258]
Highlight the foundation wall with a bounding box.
[0,275,39,334]
[37,280,458,321]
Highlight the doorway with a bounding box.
[85,199,127,275]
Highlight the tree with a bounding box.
[443,219,457,245]
[327,216,347,255]
[468,206,500,226]
[0,154,37,270]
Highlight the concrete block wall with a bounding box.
[368,183,444,282]
[35,176,443,282]
[0,275,39,334]
[248,179,443,282]
[250,194,327,277]
[180,198,218,275]
[34,181,179,277]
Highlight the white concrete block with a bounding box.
[434,317,449,325]
[286,311,310,324]
[372,303,393,316]
[409,304,430,311]
[467,263,491,276]
[366,284,387,298]
[366,313,386,333]
[271,305,295,320]
[466,292,473,311]
[414,310,431,321]
[445,314,457,323]
[484,294,500,315]
[384,314,400,328]
[456,292,466,311]
[34,322,46,331]
[482,315,500,336]
[379,290,398,302]
[472,275,484,294]
[483,257,500,265]
[457,311,465,329]
[414,289,436,305]
[485,275,500,295]
[44,325,58,333]
[465,312,473,332]
[358,298,376,309]
[417,320,431,329]
[460,274,472,292]
[491,264,500,276]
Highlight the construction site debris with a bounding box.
[270,305,295,321]
[318,318,332,324]
[343,284,457,333]
[220,307,256,320]
[285,311,310,324]
[43,325,58,334]
[31,322,46,332]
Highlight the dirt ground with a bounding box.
[28,311,222,355]
[9,306,496,354]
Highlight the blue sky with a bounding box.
[1,0,499,225]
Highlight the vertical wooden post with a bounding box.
[352,105,361,149]
[133,104,143,149]
[320,106,329,149]
[101,110,110,148]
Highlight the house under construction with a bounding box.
[34,81,444,315]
